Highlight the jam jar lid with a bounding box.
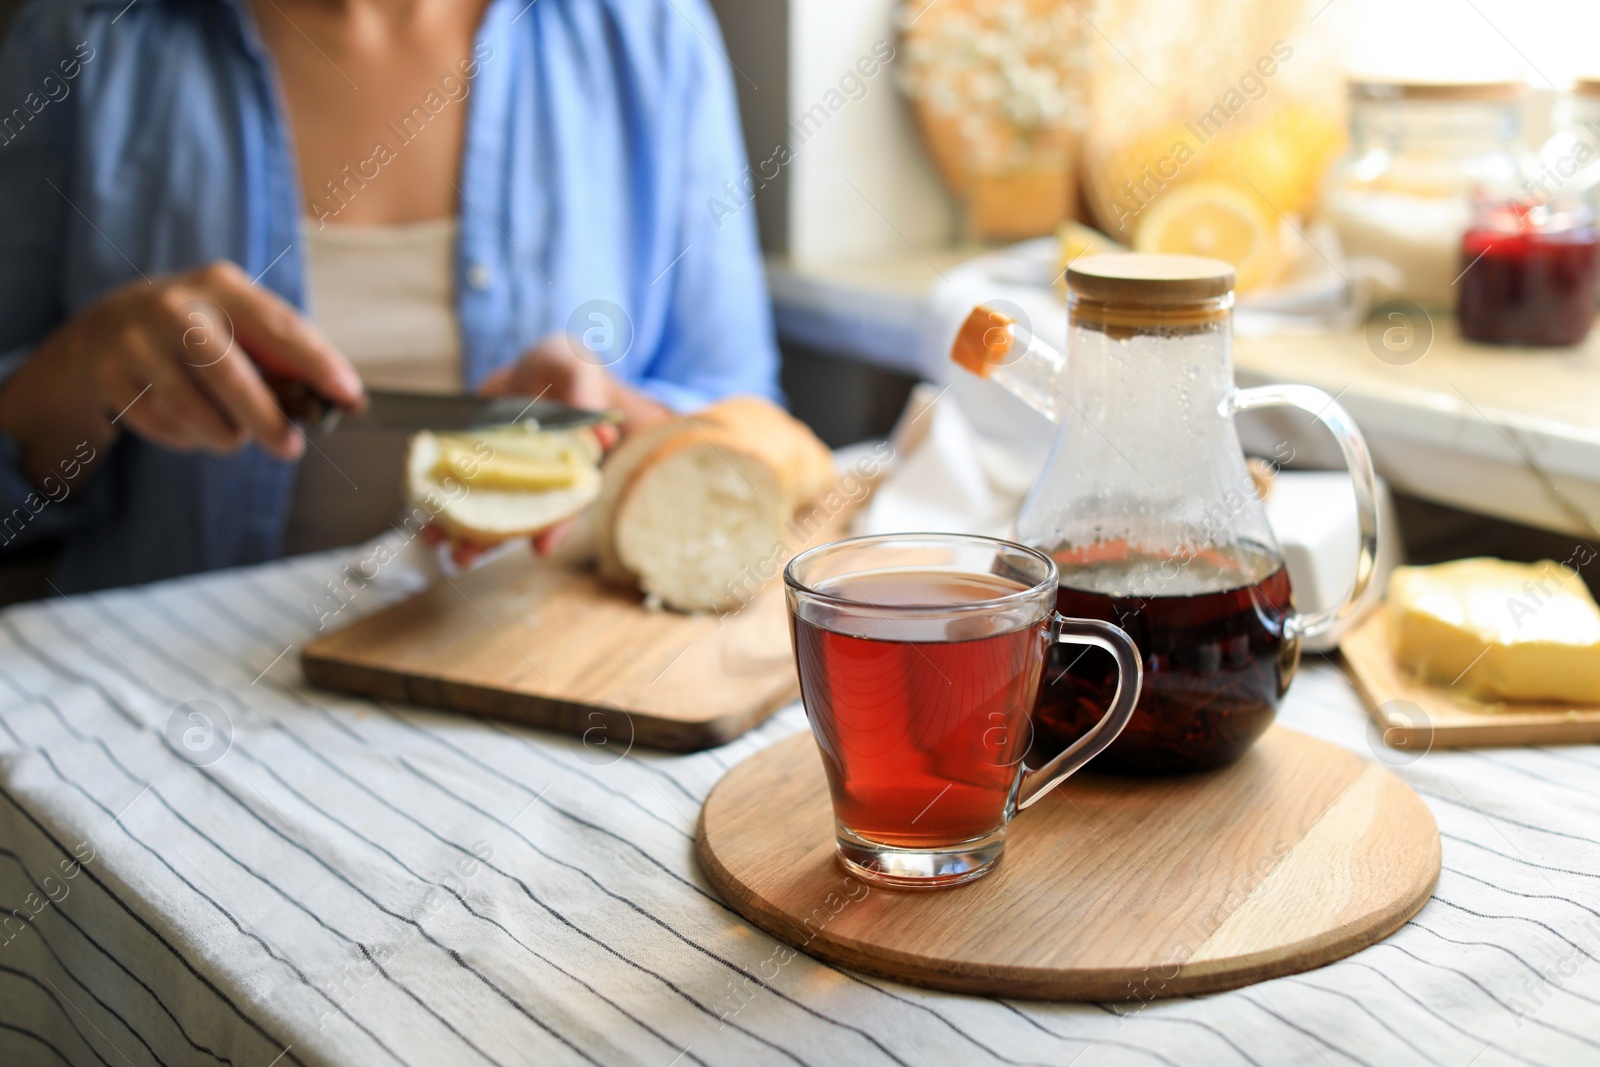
[1346,79,1526,102]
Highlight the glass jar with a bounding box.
[1537,79,1600,243]
[1455,83,1600,346]
[1457,195,1598,346]
[1324,80,1526,307]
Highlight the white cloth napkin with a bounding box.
[857,385,1036,540]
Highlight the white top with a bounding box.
[286,218,463,555]
[300,216,463,393]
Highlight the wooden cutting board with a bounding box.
[302,502,860,752]
[697,727,1440,999]
[1342,609,1600,750]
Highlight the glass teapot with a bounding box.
[951,254,1378,774]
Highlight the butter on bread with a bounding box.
[1386,558,1600,704]
[406,424,603,544]
[596,397,836,612]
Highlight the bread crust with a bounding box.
[593,416,703,581]
[597,397,836,593]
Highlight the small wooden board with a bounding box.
[302,503,859,752]
[1341,610,1600,750]
[696,728,1439,999]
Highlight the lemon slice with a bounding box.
[1055,222,1120,297]
[1133,181,1283,291]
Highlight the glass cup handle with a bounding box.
[1015,617,1143,811]
[1228,384,1380,641]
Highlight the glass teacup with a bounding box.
[785,533,1141,888]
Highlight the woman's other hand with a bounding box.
[477,333,615,422]
[0,261,364,485]
[477,332,672,446]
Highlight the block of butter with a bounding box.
[1387,558,1600,705]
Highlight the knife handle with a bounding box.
[264,375,343,434]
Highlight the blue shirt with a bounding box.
[0,0,778,592]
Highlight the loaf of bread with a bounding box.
[406,424,604,544]
[597,397,836,612]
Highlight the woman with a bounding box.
[0,0,779,591]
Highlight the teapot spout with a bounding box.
[950,306,1068,422]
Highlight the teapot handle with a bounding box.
[1227,384,1379,641]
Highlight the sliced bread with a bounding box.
[602,397,835,612]
[406,424,603,544]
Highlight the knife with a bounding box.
[269,379,620,435]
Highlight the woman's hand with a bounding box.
[436,333,671,567]
[477,333,620,420]
[476,333,671,442]
[0,261,364,485]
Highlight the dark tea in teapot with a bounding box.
[1033,542,1301,775]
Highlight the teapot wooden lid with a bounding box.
[1067,253,1235,305]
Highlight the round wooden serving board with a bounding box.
[696,727,1439,1000]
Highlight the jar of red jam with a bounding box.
[1456,198,1598,347]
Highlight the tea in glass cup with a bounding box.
[785,534,1141,889]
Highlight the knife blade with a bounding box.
[270,380,620,435]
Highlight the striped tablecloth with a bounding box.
[1,544,1598,1067]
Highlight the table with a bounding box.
[1233,326,1600,541]
[769,251,1600,538]
[1,544,1598,1066]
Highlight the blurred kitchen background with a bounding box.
[700,0,1600,580]
[4,0,1598,576]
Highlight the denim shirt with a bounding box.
[0,0,778,592]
